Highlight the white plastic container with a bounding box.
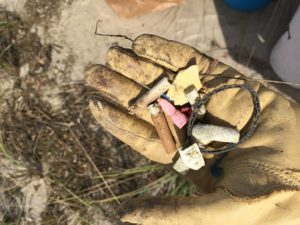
[270,6,300,89]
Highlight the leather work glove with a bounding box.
[85,34,300,225]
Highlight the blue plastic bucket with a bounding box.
[224,0,272,12]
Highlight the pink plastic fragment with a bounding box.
[180,107,192,117]
[157,98,188,129]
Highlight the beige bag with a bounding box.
[85,34,300,225]
[105,0,185,18]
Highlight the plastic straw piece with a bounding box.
[157,98,188,129]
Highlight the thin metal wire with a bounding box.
[203,73,300,86]
[188,84,261,155]
[94,20,133,42]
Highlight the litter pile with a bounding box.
[128,63,260,175]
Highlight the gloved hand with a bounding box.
[85,34,300,225]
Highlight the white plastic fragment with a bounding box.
[173,157,190,175]
[147,103,160,116]
[184,86,206,118]
[184,86,199,105]
[178,143,205,170]
[192,123,240,145]
[195,105,206,118]
[19,63,30,78]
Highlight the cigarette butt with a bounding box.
[148,103,177,154]
[197,143,214,159]
[192,123,240,145]
[165,115,187,148]
[195,105,206,121]
[203,153,214,159]
[133,77,171,109]
[157,98,188,129]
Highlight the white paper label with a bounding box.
[178,143,205,170]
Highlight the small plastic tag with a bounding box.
[178,143,205,170]
[184,86,199,105]
[157,98,188,129]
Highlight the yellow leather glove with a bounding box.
[85,34,300,225]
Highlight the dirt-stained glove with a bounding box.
[85,34,300,225]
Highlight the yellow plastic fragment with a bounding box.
[166,65,202,105]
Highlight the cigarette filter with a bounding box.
[148,103,177,154]
[134,77,171,108]
[192,123,240,145]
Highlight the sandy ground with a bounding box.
[29,1,300,104]
[0,0,300,224]
[43,0,286,81]
[2,0,300,106]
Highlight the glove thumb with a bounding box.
[120,196,177,224]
